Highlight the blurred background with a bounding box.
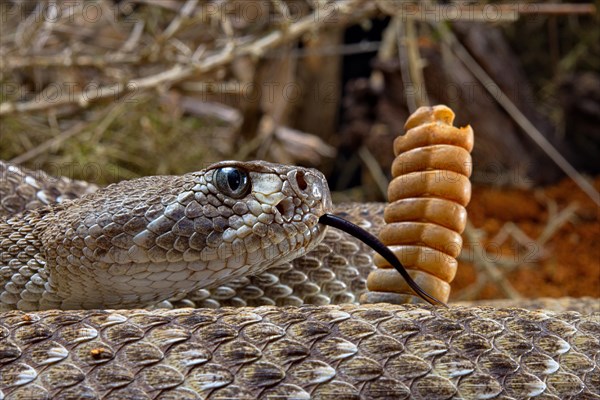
[1,0,598,301]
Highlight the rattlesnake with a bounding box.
[1,160,598,399]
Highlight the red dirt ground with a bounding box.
[451,176,600,300]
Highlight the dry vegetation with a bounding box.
[1,0,377,181]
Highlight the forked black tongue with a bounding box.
[319,214,448,307]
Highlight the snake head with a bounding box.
[39,161,333,309]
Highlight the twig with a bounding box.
[436,24,600,208]
[379,3,595,21]
[9,104,126,164]
[490,222,539,251]
[358,145,388,199]
[134,0,182,12]
[120,20,145,53]
[462,222,523,299]
[458,197,580,299]
[491,3,596,15]
[370,17,398,92]
[537,201,579,246]
[1,53,142,70]
[180,97,242,127]
[396,16,429,112]
[270,0,292,30]
[266,41,383,59]
[10,122,88,165]
[160,0,199,41]
[14,2,44,49]
[406,18,429,108]
[396,17,417,113]
[0,0,378,116]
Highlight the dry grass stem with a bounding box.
[435,23,600,207]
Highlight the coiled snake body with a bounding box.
[1,161,598,399]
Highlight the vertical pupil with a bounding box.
[227,169,241,189]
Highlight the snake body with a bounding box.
[1,161,599,399]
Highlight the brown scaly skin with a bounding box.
[1,304,598,399]
[1,161,599,399]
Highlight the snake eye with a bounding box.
[214,167,250,198]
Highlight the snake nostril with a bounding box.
[275,198,295,222]
[296,171,307,191]
[276,203,286,215]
